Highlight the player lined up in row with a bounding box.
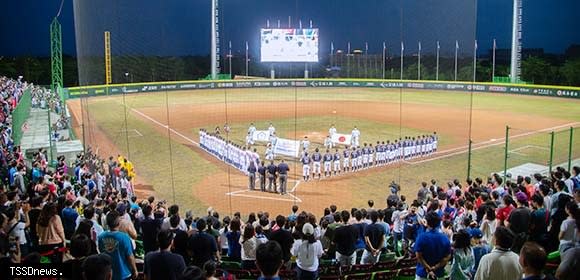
[199,129,260,175]
[299,133,439,181]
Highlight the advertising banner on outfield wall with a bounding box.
[64,80,580,99]
[273,138,301,158]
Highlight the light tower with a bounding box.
[510,0,522,83]
[211,0,220,79]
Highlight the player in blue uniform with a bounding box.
[311,148,322,180]
[343,147,351,173]
[333,149,341,176]
[350,147,358,172]
[323,150,333,177]
[301,152,311,181]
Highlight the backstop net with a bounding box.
[68,0,580,219]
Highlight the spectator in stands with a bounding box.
[144,229,186,280]
[414,211,451,280]
[188,218,219,268]
[506,192,531,253]
[269,215,294,269]
[27,196,42,251]
[291,222,323,280]
[170,214,190,265]
[36,202,65,263]
[61,199,78,240]
[74,219,98,255]
[496,195,515,227]
[519,242,554,280]
[391,201,405,256]
[256,241,283,280]
[82,254,113,280]
[225,217,242,261]
[469,228,491,277]
[240,223,257,270]
[98,211,137,280]
[559,201,579,254]
[140,205,161,254]
[162,204,187,231]
[65,234,93,280]
[4,203,29,257]
[333,210,358,265]
[450,229,474,280]
[203,260,219,280]
[556,214,580,280]
[529,194,549,248]
[475,226,522,280]
[361,210,385,264]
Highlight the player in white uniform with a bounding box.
[301,153,311,181]
[432,132,438,152]
[324,135,333,150]
[265,144,274,161]
[245,132,253,146]
[301,136,310,152]
[269,132,278,147]
[333,149,341,176]
[248,123,256,137]
[329,124,337,137]
[351,126,360,148]
[268,123,276,136]
[323,150,333,177]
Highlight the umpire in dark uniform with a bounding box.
[277,159,290,195]
[267,161,278,193]
[258,162,266,192]
[247,161,257,190]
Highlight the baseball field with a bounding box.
[67,86,580,216]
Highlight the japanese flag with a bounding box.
[331,133,352,146]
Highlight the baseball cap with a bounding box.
[468,228,483,239]
[302,223,314,236]
[515,191,528,203]
[116,203,127,214]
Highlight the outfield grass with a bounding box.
[123,88,580,121]
[79,88,580,215]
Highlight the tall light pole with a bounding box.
[436,41,440,81]
[510,0,523,83]
[492,39,496,81]
[228,40,232,78]
[454,40,459,81]
[210,0,220,79]
[417,41,421,80]
[400,41,404,80]
[245,41,249,76]
[382,42,386,79]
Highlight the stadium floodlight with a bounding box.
[454,40,459,81]
[492,39,497,81]
[510,0,522,83]
[418,41,421,80]
[436,41,440,81]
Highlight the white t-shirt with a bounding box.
[6,220,26,245]
[240,236,257,261]
[391,210,405,233]
[474,249,522,280]
[560,217,578,244]
[291,239,323,272]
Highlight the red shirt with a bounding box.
[496,204,514,224]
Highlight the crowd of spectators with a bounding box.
[1,76,580,280]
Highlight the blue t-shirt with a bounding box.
[226,231,242,259]
[98,231,134,280]
[414,229,451,278]
[62,207,79,234]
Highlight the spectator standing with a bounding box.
[519,242,555,280]
[291,223,323,280]
[36,202,65,263]
[449,229,475,280]
[256,241,284,280]
[98,211,137,280]
[144,229,186,280]
[361,210,385,264]
[225,217,242,261]
[61,199,78,240]
[506,192,532,253]
[414,211,452,280]
[474,226,522,280]
[558,201,579,254]
[333,210,358,266]
[269,215,294,269]
[240,223,257,270]
[140,205,162,254]
[188,218,219,268]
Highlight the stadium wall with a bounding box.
[64,79,580,99]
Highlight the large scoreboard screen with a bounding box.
[260,28,319,62]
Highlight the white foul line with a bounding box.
[290,180,301,193]
[130,108,200,146]
[406,122,579,165]
[226,190,302,203]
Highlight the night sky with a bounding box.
[1,0,579,57]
